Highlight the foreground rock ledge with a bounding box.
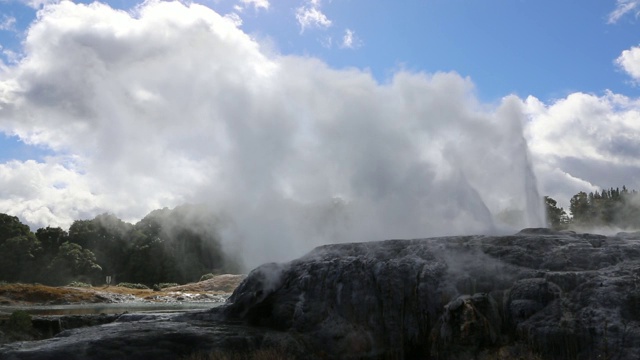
[3,228,640,359]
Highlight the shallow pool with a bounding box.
[0,302,223,316]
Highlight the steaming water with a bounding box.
[0,1,546,270]
[218,91,548,269]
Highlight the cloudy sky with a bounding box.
[0,0,639,264]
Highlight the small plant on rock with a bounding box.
[199,273,216,282]
[8,310,32,333]
[116,282,150,290]
[153,283,179,291]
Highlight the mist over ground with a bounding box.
[0,2,550,268]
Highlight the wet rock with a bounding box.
[30,318,62,339]
[0,311,306,360]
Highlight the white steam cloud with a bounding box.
[0,1,545,268]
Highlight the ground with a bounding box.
[0,274,246,306]
[0,274,246,345]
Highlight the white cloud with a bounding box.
[340,28,361,49]
[224,12,243,26]
[1,49,20,64]
[524,91,640,209]
[0,1,545,268]
[608,0,640,23]
[0,15,16,31]
[238,0,269,12]
[616,45,640,81]
[296,0,331,32]
[0,159,104,228]
[15,0,60,9]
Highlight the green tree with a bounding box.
[565,186,640,229]
[569,191,590,224]
[618,188,640,228]
[0,214,33,244]
[544,196,568,229]
[47,242,102,285]
[0,235,41,282]
[36,226,68,255]
[68,214,133,282]
[125,233,171,285]
[0,214,40,282]
[131,204,234,285]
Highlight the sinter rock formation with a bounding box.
[3,228,640,359]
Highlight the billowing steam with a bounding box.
[0,1,544,268]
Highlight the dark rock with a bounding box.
[4,229,640,359]
[222,230,640,359]
[430,293,502,359]
[30,318,62,339]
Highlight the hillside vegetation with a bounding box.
[0,204,241,286]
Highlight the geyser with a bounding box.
[0,1,545,268]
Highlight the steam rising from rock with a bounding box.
[0,1,544,268]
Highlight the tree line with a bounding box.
[0,204,240,286]
[545,186,640,230]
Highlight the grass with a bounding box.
[172,274,246,293]
[0,283,97,304]
[0,274,246,306]
[0,282,179,306]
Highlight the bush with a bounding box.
[67,281,92,288]
[8,310,32,333]
[199,273,215,282]
[153,283,179,291]
[158,283,179,289]
[116,282,150,289]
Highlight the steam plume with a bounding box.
[0,1,544,268]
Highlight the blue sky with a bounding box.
[230,0,640,101]
[1,0,640,244]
